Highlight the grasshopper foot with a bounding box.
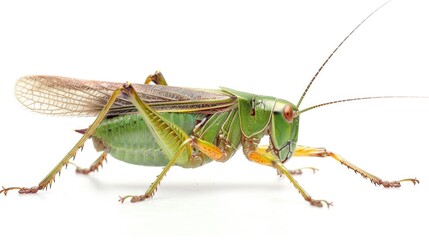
[69,153,108,175]
[307,198,333,208]
[75,168,92,175]
[118,194,150,203]
[289,167,319,175]
[1,186,40,195]
[278,167,319,176]
[18,186,40,194]
[374,178,420,188]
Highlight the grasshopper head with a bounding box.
[269,99,299,162]
[220,87,300,162]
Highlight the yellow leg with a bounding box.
[192,137,225,161]
[256,146,318,175]
[246,149,331,207]
[293,145,419,187]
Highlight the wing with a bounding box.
[15,75,237,117]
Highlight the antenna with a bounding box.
[298,96,429,115]
[296,1,391,108]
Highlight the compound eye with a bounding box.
[283,105,294,123]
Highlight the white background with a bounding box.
[0,0,428,239]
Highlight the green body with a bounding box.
[92,111,241,168]
[90,87,299,167]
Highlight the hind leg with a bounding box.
[1,86,126,195]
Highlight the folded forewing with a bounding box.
[15,75,236,117]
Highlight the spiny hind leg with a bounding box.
[70,152,108,175]
[117,84,227,202]
[144,70,168,85]
[293,145,419,187]
[1,87,126,196]
[244,141,331,207]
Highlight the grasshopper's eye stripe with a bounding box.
[283,105,293,123]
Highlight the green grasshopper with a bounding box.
[0,2,421,207]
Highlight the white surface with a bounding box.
[0,0,428,239]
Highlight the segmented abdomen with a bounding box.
[92,113,200,166]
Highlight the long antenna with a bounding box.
[296,1,391,108]
[298,96,429,115]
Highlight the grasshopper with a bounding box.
[0,2,421,207]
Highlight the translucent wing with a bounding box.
[15,75,236,117]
